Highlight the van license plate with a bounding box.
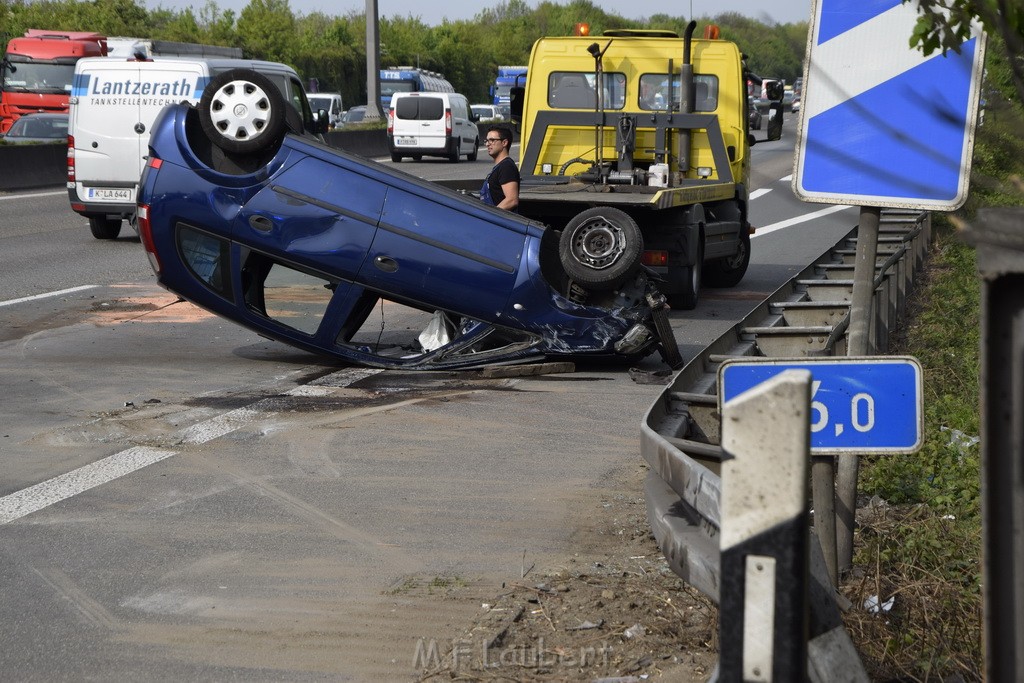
[396,137,416,146]
[87,188,133,201]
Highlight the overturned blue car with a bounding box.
[137,69,681,370]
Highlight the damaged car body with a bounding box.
[136,69,681,370]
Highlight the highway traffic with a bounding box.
[0,116,859,679]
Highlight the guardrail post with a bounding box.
[836,206,881,574]
[964,207,1024,683]
[718,369,811,682]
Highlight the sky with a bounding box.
[144,0,812,27]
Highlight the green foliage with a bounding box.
[1,0,812,107]
[906,0,1024,116]
[852,219,987,680]
[236,0,295,63]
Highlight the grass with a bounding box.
[842,68,1024,680]
[845,220,984,681]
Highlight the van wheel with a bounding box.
[391,152,402,163]
[89,216,122,240]
[199,68,287,155]
[448,143,460,163]
[467,138,479,161]
[558,207,642,290]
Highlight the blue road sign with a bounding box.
[718,357,923,454]
[794,0,987,210]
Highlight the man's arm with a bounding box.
[497,180,519,211]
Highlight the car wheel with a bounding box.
[391,152,402,163]
[704,229,751,287]
[558,207,643,290]
[447,140,460,163]
[667,235,703,310]
[89,216,122,240]
[199,68,287,155]
[652,305,684,368]
[467,138,479,161]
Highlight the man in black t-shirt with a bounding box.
[480,125,520,211]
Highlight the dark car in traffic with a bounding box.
[136,69,681,370]
[0,112,68,144]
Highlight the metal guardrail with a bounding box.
[640,209,931,678]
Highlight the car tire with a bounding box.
[667,236,703,310]
[199,68,287,155]
[704,229,751,287]
[467,138,479,161]
[558,207,643,290]
[391,152,402,163]
[89,216,122,240]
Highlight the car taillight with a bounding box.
[387,107,394,134]
[137,204,162,275]
[642,250,669,267]
[67,135,75,184]
[445,108,452,136]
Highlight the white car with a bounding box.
[471,104,504,122]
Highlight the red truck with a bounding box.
[0,30,107,133]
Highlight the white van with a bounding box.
[308,92,343,129]
[68,57,317,239]
[387,91,479,163]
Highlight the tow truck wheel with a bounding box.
[704,229,751,287]
[89,216,122,240]
[199,68,287,155]
[558,207,642,290]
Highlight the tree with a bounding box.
[237,0,296,63]
[907,0,1024,105]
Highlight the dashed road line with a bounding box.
[0,368,384,525]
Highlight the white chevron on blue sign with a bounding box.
[794,0,986,210]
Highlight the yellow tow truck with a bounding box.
[511,22,781,309]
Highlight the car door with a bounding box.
[359,184,528,321]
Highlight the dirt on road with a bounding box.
[414,462,720,682]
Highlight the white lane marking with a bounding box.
[753,204,852,238]
[179,406,262,445]
[0,189,67,201]
[0,447,177,524]
[0,367,385,523]
[0,285,98,308]
[806,3,928,118]
[750,189,771,200]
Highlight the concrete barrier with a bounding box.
[0,143,67,191]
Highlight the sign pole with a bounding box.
[837,206,881,573]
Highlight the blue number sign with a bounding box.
[719,356,923,454]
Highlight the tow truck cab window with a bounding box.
[547,71,626,109]
[638,73,719,112]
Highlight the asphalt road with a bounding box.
[0,117,859,679]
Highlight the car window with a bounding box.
[395,96,444,121]
[548,71,625,109]
[639,73,719,112]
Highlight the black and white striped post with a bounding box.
[717,369,811,682]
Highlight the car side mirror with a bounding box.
[510,86,525,125]
[315,109,330,135]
